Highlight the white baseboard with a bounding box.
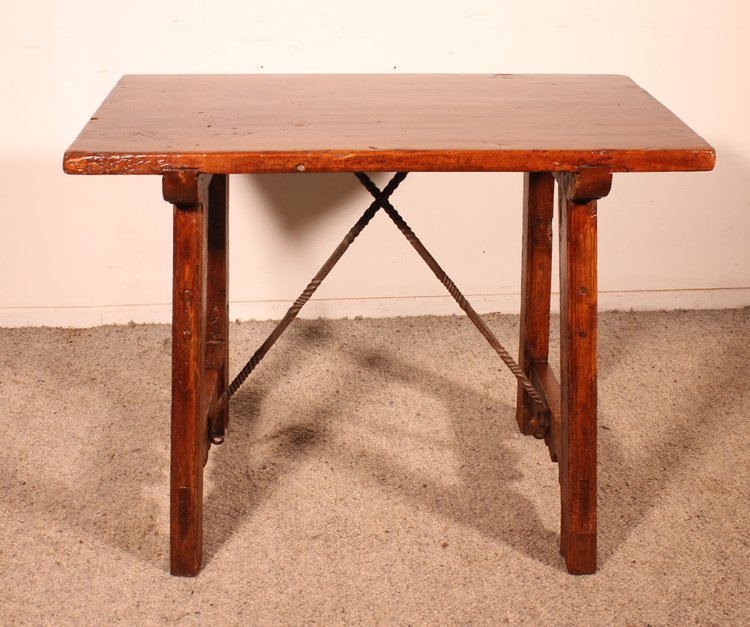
[1,288,748,328]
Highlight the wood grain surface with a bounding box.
[163,170,211,576]
[64,74,715,175]
[557,170,607,575]
[516,172,555,436]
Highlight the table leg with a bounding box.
[163,171,213,576]
[206,175,229,447]
[556,169,612,574]
[516,172,555,438]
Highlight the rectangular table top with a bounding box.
[63,74,714,175]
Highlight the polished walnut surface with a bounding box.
[64,74,714,175]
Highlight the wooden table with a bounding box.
[64,74,714,576]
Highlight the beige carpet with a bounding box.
[1,309,748,625]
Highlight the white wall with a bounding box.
[2,0,749,326]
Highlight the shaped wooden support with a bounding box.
[557,167,612,574]
[516,172,556,438]
[517,168,612,574]
[163,170,229,576]
[205,174,230,446]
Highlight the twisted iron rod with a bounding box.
[354,172,550,420]
[208,172,408,443]
[210,171,550,444]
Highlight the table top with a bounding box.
[63,74,714,175]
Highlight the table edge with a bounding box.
[63,147,716,175]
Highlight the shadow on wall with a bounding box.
[238,172,395,236]
[597,144,749,293]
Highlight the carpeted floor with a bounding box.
[1,309,748,625]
